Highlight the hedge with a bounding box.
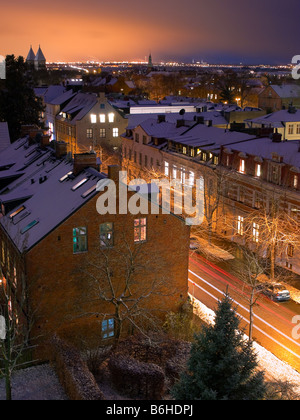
[50,335,104,401]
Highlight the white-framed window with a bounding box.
[100,222,114,248]
[237,216,244,236]
[100,128,106,138]
[288,124,294,135]
[297,124,300,135]
[239,159,245,174]
[99,114,106,123]
[255,164,261,177]
[113,128,119,137]
[102,318,115,339]
[164,161,169,177]
[73,227,88,253]
[293,174,298,189]
[108,113,115,123]
[86,128,93,139]
[252,223,259,243]
[134,218,147,243]
[90,114,97,124]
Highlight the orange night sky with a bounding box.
[0,0,299,64]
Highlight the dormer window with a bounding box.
[239,159,245,174]
[255,164,261,177]
[293,175,298,189]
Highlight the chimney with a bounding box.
[28,128,42,145]
[157,115,166,123]
[271,132,282,143]
[196,116,205,124]
[108,165,121,183]
[176,119,185,128]
[21,125,38,138]
[55,141,68,159]
[73,152,99,176]
[40,134,50,149]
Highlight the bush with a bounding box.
[108,353,165,399]
[50,335,104,401]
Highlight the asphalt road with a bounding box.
[189,253,300,373]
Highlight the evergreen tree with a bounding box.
[0,55,44,142]
[172,293,266,400]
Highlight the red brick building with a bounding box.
[0,131,189,356]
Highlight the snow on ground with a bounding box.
[190,294,300,395]
[0,364,68,400]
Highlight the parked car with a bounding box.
[190,237,199,250]
[261,283,291,302]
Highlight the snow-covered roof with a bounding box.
[0,137,105,252]
[0,122,11,153]
[56,93,98,124]
[47,89,75,106]
[270,84,300,98]
[167,124,254,150]
[248,109,300,126]
[229,138,300,168]
[138,118,188,138]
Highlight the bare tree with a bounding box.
[0,268,35,400]
[239,192,300,283]
[230,246,269,342]
[72,231,182,347]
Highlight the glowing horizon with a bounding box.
[1,0,299,65]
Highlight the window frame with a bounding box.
[73,227,88,254]
[100,222,114,248]
[102,318,115,339]
[134,218,147,244]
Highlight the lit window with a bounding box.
[91,114,97,124]
[100,114,106,123]
[102,318,115,339]
[108,113,115,123]
[59,171,73,182]
[9,206,25,219]
[252,223,259,243]
[237,216,244,236]
[239,159,245,174]
[293,175,298,189]
[189,171,195,187]
[86,128,93,139]
[73,227,87,253]
[287,244,294,258]
[100,223,114,248]
[164,161,169,177]
[173,166,177,179]
[72,178,88,191]
[81,185,97,198]
[255,164,261,177]
[113,128,119,137]
[100,128,106,138]
[134,218,147,243]
[183,147,187,154]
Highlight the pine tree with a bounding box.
[0,55,44,142]
[172,293,266,400]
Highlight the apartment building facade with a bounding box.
[121,114,300,275]
[54,92,128,171]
